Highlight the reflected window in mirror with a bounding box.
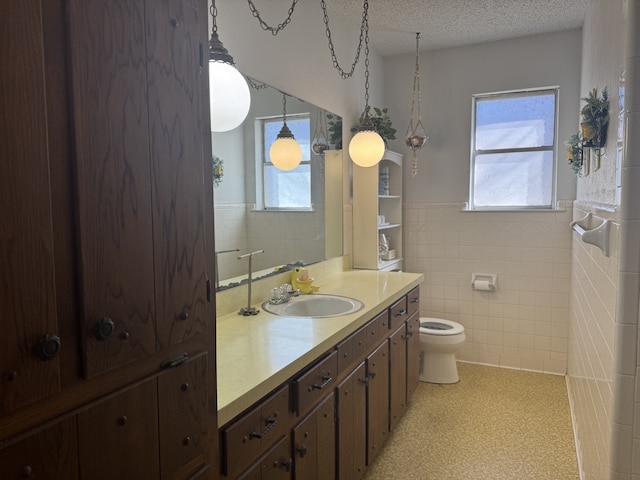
[260,114,312,210]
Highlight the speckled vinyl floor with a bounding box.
[365,362,579,480]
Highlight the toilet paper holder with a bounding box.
[471,273,497,291]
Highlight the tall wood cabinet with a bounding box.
[353,149,404,271]
[1,1,217,478]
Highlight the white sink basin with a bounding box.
[262,294,364,318]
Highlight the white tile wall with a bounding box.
[567,201,620,479]
[403,201,572,374]
[214,203,326,282]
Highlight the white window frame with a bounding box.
[469,87,559,211]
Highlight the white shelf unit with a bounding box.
[353,149,403,271]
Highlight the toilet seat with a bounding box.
[419,317,464,336]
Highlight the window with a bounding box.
[470,88,558,209]
[261,114,311,210]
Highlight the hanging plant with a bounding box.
[565,132,584,176]
[351,106,397,146]
[326,113,343,150]
[212,155,224,186]
[580,87,609,148]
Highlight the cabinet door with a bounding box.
[146,0,210,349]
[158,353,208,479]
[1,0,61,413]
[77,377,160,479]
[406,312,420,401]
[259,435,293,480]
[293,392,335,480]
[0,417,78,479]
[68,0,157,378]
[336,362,367,480]
[389,324,407,431]
[366,342,389,465]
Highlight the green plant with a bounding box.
[326,113,343,149]
[212,155,224,187]
[580,87,609,147]
[351,106,397,145]
[565,132,583,176]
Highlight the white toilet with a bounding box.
[419,317,466,384]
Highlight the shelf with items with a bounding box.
[353,149,404,271]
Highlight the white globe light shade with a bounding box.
[349,130,385,167]
[270,138,302,171]
[209,61,251,132]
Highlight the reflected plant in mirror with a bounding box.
[211,76,343,291]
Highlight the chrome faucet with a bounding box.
[269,284,300,305]
[237,249,265,316]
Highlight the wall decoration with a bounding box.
[213,155,224,186]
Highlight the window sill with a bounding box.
[461,201,566,212]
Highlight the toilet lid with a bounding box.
[419,317,464,336]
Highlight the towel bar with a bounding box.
[570,212,610,257]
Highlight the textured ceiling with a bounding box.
[324,0,588,57]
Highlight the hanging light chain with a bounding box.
[282,93,288,126]
[246,0,300,35]
[210,1,218,33]
[363,0,370,113]
[320,0,367,79]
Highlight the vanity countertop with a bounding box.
[216,269,423,427]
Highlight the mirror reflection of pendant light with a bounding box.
[405,32,429,177]
[270,94,302,171]
[348,0,385,168]
[209,0,251,132]
[312,109,330,155]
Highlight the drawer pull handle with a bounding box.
[394,309,407,317]
[250,417,277,439]
[369,371,376,379]
[311,374,333,390]
[283,458,293,472]
[358,377,369,385]
[298,445,308,457]
[410,297,419,304]
[402,332,413,340]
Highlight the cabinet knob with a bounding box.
[181,382,191,392]
[35,334,61,361]
[179,312,189,321]
[4,370,18,381]
[119,331,130,341]
[19,466,32,478]
[298,445,307,457]
[117,415,128,426]
[182,436,191,446]
[93,317,115,341]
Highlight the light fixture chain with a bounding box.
[320,0,367,79]
[282,94,288,125]
[363,0,370,111]
[246,0,300,35]
[210,1,217,33]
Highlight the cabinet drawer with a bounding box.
[389,296,408,330]
[293,350,338,416]
[365,310,389,350]
[336,327,367,377]
[407,286,420,317]
[224,385,293,478]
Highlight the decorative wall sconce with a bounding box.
[566,86,609,176]
[270,94,303,171]
[209,0,251,132]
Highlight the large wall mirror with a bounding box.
[212,77,343,291]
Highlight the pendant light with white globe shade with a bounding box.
[348,0,385,168]
[270,94,302,171]
[208,0,251,132]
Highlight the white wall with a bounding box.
[385,30,582,374]
[383,29,582,203]
[565,1,630,479]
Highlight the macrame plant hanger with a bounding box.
[405,32,429,177]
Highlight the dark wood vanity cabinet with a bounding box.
[220,288,421,480]
[2,1,217,478]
